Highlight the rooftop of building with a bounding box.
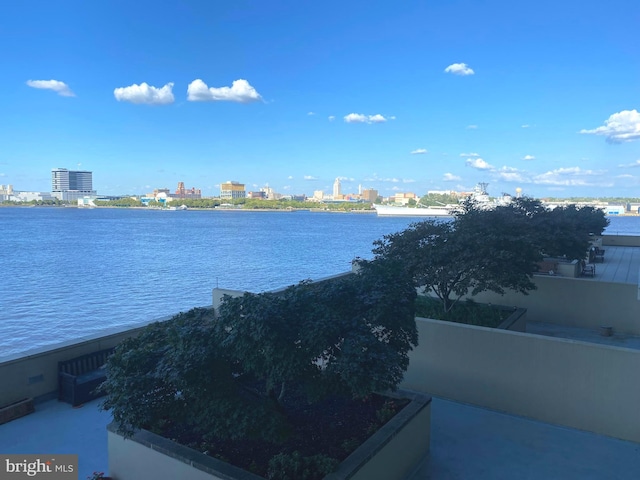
[576,244,640,284]
[2,395,639,480]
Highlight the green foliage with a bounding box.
[216,267,417,402]
[415,296,509,327]
[94,197,142,207]
[100,308,287,441]
[167,198,220,208]
[267,451,339,480]
[101,265,418,448]
[372,197,609,313]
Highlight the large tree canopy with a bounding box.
[100,263,418,442]
[372,197,609,312]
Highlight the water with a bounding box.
[1,207,637,358]
[0,208,417,357]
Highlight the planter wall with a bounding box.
[0,397,34,425]
[402,316,640,443]
[108,391,431,480]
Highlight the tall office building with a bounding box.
[220,181,246,200]
[333,178,342,199]
[51,168,96,201]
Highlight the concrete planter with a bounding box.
[108,391,431,480]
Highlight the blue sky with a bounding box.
[1,0,639,198]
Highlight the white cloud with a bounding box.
[26,79,75,97]
[344,113,368,123]
[532,167,607,186]
[369,114,388,123]
[460,152,480,157]
[444,63,475,76]
[343,113,392,124]
[523,155,536,161]
[521,124,530,128]
[328,115,335,121]
[496,166,528,183]
[619,159,640,168]
[617,174,634,179]
[580,110,640,143]
[307,111,315,116]
[187,79,262,103]
[466,125,478,130]
[337,176,355,182]
[443,173,461,181]
[411,149,428,155]
[114,82,174,105]
[304,175,318,180]
[287,176,294,180]
[363,175,415,184]
[466,158,493,170]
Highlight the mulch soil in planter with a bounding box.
[156,391,408,478]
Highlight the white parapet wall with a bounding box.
[402,317,640,443]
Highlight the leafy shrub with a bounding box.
[267,451,339,480]
[415,296,510,328]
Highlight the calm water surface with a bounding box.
[0,207,637,358]
[0,208,417,357]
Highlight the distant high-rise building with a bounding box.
[220,181,246,200]
[51,168,96,201]
[333,178,342,198]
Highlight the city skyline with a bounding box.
[1,1,639,198]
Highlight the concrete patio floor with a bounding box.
[1,396,639,480]
[527,321,640,350]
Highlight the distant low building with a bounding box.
[361,188,378,202]
[9,191,57,202]
[392,192,417,205]
[174,182,201,199]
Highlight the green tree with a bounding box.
[373,203,541,312]
[101,266,418,442]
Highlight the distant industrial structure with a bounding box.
[51,168,96,201]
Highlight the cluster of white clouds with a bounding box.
[443,173,461,181]
[186,79,262,103]
[618,159,640,168]
[410,148,427,155]
[363,175,415,184]
[580,109,640,143]
[460,151,610,187]
[26,79,75,97]
[26,78,263,105]
[444,63,475,76]
[114,82,175,105]
[343,113,395,124]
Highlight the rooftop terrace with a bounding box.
[578,245,640,284]
[2,396,639,480]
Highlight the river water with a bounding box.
[1,207,637,358]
